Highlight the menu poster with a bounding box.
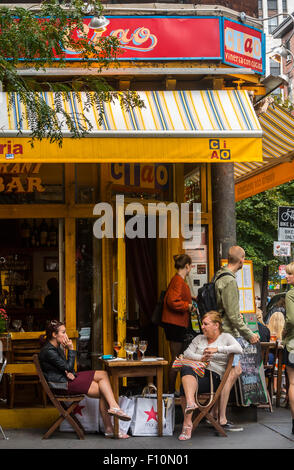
[221,260,256,314]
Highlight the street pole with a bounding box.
[211,163,237,271]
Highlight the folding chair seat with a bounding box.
[33,354,86,440]
[191,353,234,437]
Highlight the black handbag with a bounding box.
[48,381,68,391]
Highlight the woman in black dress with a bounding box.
[39,320,131,438]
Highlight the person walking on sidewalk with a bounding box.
[214,245,259,432]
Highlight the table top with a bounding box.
[103,357,168,367]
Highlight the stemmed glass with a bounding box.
[113,341,121,358]
[132,337,139,359]
[129,344,136,360]
[139,340,148,360]
[124,343,132,360]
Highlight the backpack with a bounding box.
[196,272,234,319]
[151,290,166,326]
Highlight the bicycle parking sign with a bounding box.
[278,206,294,241]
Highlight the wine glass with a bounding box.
[124,343,132,360]
[129,343,137,360]
[113,341,121,358]
[139,340,148,360]
[132,337,139,358]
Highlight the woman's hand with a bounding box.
[65,371,75,381]
[202,347,218,362]
[176,354,184,361]
[62,334,73,350]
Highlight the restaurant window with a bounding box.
[0,164,64,204]
[0,218,62,332]
[75,164,99,204]
[184,164,201,209]
[76,218,102,371]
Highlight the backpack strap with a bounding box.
[213,272,235,283]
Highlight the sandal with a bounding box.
[108,407,131,421]
[185,403,197,415]
[105,432,130,439]
[178,425,192,441]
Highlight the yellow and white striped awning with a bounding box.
[0,90,262,163]
[235,103,294,201]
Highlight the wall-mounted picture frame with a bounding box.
[44,256,59,272]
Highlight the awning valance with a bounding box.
[235,103,294,201]
[0,90,262,163]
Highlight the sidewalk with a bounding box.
[0,406,293,450]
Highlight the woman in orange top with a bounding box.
[162,254,195,393]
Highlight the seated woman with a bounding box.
[178,311,243,441]
[39,320,131,439]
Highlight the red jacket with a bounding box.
[162,273,191,328]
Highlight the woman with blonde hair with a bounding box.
[268,311,285,341]
[177,310,243,440]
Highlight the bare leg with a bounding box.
[182,375,198,407]
[219,363,242,426]
[87,370,119,409]
[99,394,113,434]
[286,366,294,419]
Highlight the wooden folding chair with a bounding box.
[191,353,234,437]
[33,354,86,440]
[9,339,47,408]
[258,342,279,412]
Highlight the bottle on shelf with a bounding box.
[48,219,58,248]
[30,220,40,248]
[39,219,48,247]
[20,219,31,248]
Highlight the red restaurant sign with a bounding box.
[223,19,264,74]
[13,16,265,73]
[63,16,222,61]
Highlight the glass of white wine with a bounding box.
[124,343,132,360]
[138,340,148,360]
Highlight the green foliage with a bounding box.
[236,181,294,282]
[0,0,145,146]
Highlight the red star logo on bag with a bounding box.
[144,406,158,422]
[73,404,85,416]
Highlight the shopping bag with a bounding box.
[99,395,135,435]
[130,394,175,436]
[59,395,99,433]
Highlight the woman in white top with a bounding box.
[178,310,243,441]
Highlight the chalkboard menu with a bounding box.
[236,337,267,406]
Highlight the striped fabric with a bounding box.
[172,358,208,378]
[234,103,294,181]
[1,90,261,135]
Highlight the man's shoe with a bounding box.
[220,421,244,432]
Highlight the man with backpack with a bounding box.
[214,245,259,432]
